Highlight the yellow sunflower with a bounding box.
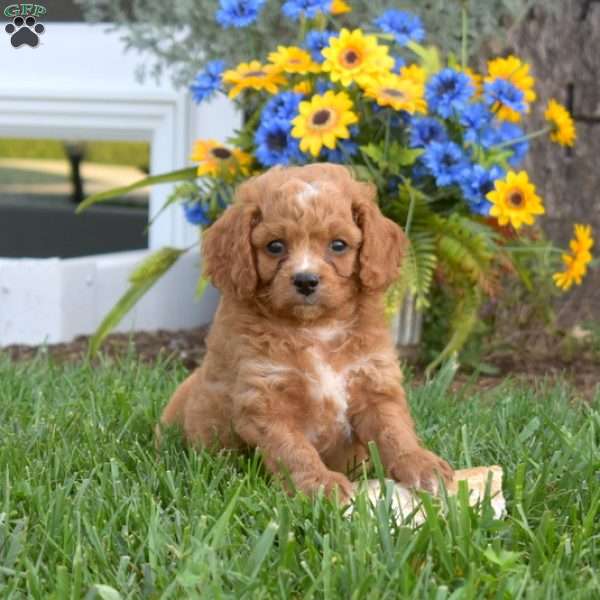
[399,64,427,87]
[485,55,536,122]
[190,140,252,178]
[553,254,588,291]
[268,46,320,75]
[365,74,426,114]
[222,61,285,98]
[570,224,594,259]
[553,224,594,290]
[291,91,358,156]
[544,99,576,147]
[460,66,483,97]
[331,0,351,14]
[293,80,312,95]
[322,28,394,88]
[486,170,545,230]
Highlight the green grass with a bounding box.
[0,355,599,599]
[0,167,67,186]
[0,139,150,169]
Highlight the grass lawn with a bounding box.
[0,139,150,170]
[1,356,599,599]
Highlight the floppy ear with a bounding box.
[202,201,260,300]
[352,182,408,291]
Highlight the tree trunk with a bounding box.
[507,0,600,324]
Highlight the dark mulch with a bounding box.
[3,327,210,372]
[3,325,599,399]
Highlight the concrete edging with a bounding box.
[0,249,219,346]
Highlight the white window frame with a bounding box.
[0,23,238,345]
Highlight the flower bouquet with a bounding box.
[80,0,593,367]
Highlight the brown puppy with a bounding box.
[160,163,452,501]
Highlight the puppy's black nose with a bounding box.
[293,272,320,296]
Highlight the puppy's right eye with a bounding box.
[266,240,286,256]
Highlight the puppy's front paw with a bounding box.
[295,469,354,503]
[388,449,453,492]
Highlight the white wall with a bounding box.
[0,23,238,345]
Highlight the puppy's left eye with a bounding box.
[266,240,286,256]
[329,239,348,253]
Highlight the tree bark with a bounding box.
[507,0,600,324]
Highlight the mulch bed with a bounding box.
[3,326,598,399]
[3,327,210,372]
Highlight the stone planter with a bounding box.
[390,294,423,361]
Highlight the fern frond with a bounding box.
[383,181,432,227]
[385,225,438,317]
[406,229,438,309]
[433,214,496,295]
[425,286,483,375]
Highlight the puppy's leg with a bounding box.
[236,417,354,502]
[160,370,200,428]
[156,370,201,449]
[322,437,369,477]
[350,385,453,490]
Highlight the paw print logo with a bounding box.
[5,16,45,48]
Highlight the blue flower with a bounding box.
[374,9,425,46]
[426,68,474,119]
[190,60,226,104]
[495,122,529,167]
[183,201,212,226]
[216,0,265,28]
[409,116,448,148]
[320,130,359,163]
[282,0,331,21]
[458,164,503,216]
[484,78,527,114]
[392,55,406,74]
[422,141,468,187]
[412,161,429,183]
[321,141,358,163]
[459,103,493,145]
[314,78,334,94]
[304,30,337,63]
[261,91,303,122]
[255,118,304,167]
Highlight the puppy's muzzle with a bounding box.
[292,272,320,296]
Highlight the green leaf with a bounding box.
[88,584,123,600]
[426,286,482,375]
[360,143,385,169]
[195,274,211,299]
[480,148,513,170]
[245,521,278,580]
[406,41,441,74]
[347,164,374,184]
[77,167,198,212]
[483,546,523,570]
[360,143,423,174]
[392,147,424,167]
[403,228,438,309]
[88,247,186,356]
[129,247,187,285]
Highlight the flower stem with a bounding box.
[384,111,392,162]
[402,178,416,236]
[298,15,307,44]
[491,127,551,151]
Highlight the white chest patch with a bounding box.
[308,351,351,438]
[313,324,347,343]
